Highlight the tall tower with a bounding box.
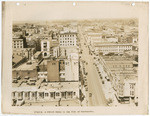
[41,38,51,58]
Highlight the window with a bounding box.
[44,52,47,56]
[68,92,72,96]
[12,92,15,97]
[73,92,76,96]
[39,92,44,98]
[130,91,134,96]
[18,92,22,97]
[25,93,28,97]
[32,92,35,97]
[61,92,66,97]
[45,93,49,97]
[52,63,56,65]
[56,93,60,96]
[50,92,54,97]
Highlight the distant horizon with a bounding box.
[13,18,138,25]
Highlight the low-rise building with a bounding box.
[12,80,80,106]
[99,55,138,104]
[94,43,133,54]
[12,61,38,79]
[31,51,43,63]
[13,48,36,60]
[12,55,27,68]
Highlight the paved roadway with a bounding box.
[79,27,107,106]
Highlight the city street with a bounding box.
[79,28,107,106]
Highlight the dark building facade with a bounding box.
[47,60,60,82]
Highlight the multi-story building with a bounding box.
[94,43,133,55]
[12,38,24,49]
[13,48,36,60]
[12,80,80,106]
[116,75,137,103]
[99,55,138,104]
[65,53,79,81]
[12,61,38,79]
[25,28,37,35]
[37,51,79,82]
[58,31,77,47]
[47,60,60,82]
[53,47,60,58]
[12,35,27,49]
[41,38,51,58]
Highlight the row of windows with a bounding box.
[13,46,23,48]
[112,65,132,68]
[60,34,76,37]
[60,44,75,46]
[12,91,76,98]
[99,46,132,49]
[52,63,56,65]
[38,74,47,76]
[99,49,131,51]
[130,91,134,96]
[99,47,132,50]
[13,52,26,56]
[60,38,75,40]
[60,41,74,43]
[60,73,65,76]
[130,84,135,89]
[14,43,23,46]
[13,41,23,43]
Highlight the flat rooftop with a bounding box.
[102,55,133,61]
[12,79,79,92]
[39,82,79,91]
[94,43,132,47]
[13,61,38,71]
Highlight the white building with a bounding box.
[133,38,138,43]
[41,38,51,58]
[116,76,137,103]
[59,46,78,58]
[94,43,133,54]
[106,38,118,43]
[38,72,47,80]
[12,38,24,49]
[59,31,77,47]
[12,81,80,106]
[53,47,60,58]
[65,53,79,81]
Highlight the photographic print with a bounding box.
[2,1,148,115]
[12,19,138,107]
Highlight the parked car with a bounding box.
[24,76,30,80]
[102,80,105,84]
[16,76,21,80]
[12,79,18,83]
[85,72,88,75]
